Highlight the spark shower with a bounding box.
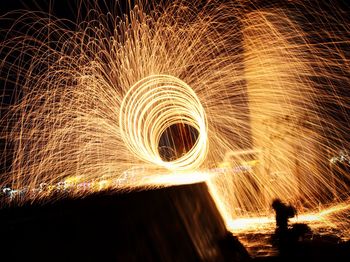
[1,0,350,236]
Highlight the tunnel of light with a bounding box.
[119,75,208,172]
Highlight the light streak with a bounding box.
[119,74,208,171]
[227,201,350,240]
[0,0,349,238]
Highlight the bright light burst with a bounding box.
[119,74,208,171]
[0,0,350,237]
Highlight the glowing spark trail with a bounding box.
[0,0,350,239]
[119,74,208,171]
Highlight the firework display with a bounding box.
[0,0,349,239]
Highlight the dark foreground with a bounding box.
[0,183,249,262]
[1,183,350,262]
[241,230,350,262]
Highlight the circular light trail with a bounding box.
[119,75,208,171]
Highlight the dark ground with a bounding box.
[0,183,249,262]
[1,183,350,261]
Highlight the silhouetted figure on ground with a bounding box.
[272,198,296,235]
[270,199,350,261]
[271,198,312,258]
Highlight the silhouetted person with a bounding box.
[272,199,296,234]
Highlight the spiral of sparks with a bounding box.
[119,75,207,171]
[0,0,350,239]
